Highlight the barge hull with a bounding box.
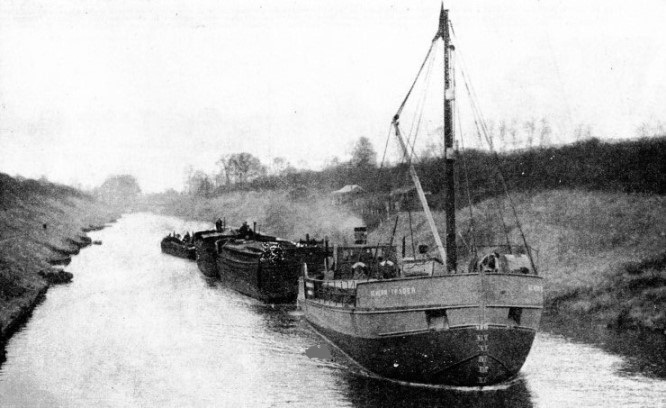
[308,317,536,386]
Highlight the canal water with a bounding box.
[0,213,664,407]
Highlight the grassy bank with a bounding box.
[0,173,119,342]
[369,189,666,332]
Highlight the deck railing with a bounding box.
[304,278,357,307]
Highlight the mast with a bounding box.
[391,4,457,274]
[438,4,457,272]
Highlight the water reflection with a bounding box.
[248,303,301,334]
[292,322,533,408]
[541,310,666,378]
[342,374,533,408]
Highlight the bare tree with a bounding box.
[350,136,377,168]
[183,165,195,194]
[635,118,666,138]
[187,170,212,197]
[523,118,536,149]
[498,120,507,152]
[539,118,552,147]
[509,119,519,150]
[215,155,233,186]
[574,122,593,142]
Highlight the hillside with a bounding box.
[369,189,666,331]
[0,173,118,342]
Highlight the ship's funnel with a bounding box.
[353,227,368,245]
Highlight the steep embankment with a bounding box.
[370,189,666,332]
[0,173,118,342]
[141,190,363,243]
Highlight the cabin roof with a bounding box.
[199,230,237,239]
[335,244,395,250]
[331,184,366,195]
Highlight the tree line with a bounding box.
[178,117,665,219]
[187,135,664,202]
[183,136,378,197]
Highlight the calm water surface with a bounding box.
[0,213,664,407]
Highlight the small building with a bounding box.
[331,184,366,206]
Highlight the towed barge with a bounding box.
[193,228,239,278]
[218,239,304,303]
[160,236,196,260]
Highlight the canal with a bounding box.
[1,213,664,407]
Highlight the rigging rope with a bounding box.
[406,43,438,163]
[451,21,537,271]
[455,82,478,260]
[379,41,437,218]
[408,206,416,258]
[395,40,437,118]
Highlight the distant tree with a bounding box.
[226,152,265,189]
[351,136,377,168]
[270,157,296,176]
[509,119,519,150]
[189,170,213,197]
[324,156,342,169]
[96,174,141,205]
[574,123,593,142]
[420,140,440,160]
[523,119,536,148]
[498,120,507,152]
[635,118,666,138]
[539,118,552,146]
[215,155,233,187]
[183,165,195,193]
[420,129,444,159]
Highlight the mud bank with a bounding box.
[0,173,119,344]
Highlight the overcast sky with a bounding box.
[1,0,665,192]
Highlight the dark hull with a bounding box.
[195,239,218,277]
[301,272,543,386]
[193,229,239,278]
[218,247,302,303]
[309,317,535,386]
[161,240,196,260]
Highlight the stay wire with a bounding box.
[406,43,438,161]
[455,75,478,259]
[387,40,437,204]
[395,40,437,119]
[451,21,536,270]
[408,208,416,258]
